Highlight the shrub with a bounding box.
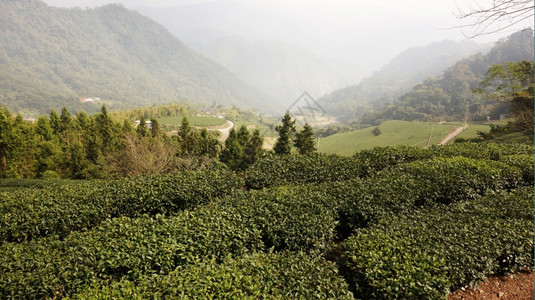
[339,187,534,299]
[498,154,534,185]
[41,170,60,179]
[352,145,434,177]
[428,142,533,160]
[336,157,523,235]
[224,186,340,251]
[0,207,264,299]
[72,252,353,299]
[244,153,360,190]
[0,169,244,244]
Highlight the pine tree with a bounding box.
[220,128,242,169]
[0,109,13,177]
[294,123,316,154]
[273,112,296,155]
[150,118,161,138]
[178,117,193,154]
[243,129,264,167]
[49,110,61,136]
[136,116,149,137]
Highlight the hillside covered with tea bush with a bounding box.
[0,142,532,299]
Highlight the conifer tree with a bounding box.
[273,112,296,155]
[294,123,316,154]
[243,129,264,167]
[136,116,149,137]
[150,118,161,138]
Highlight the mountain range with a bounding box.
[318,39,492,121]
[0,0,274,115]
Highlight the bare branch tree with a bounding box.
[453,0,534,38]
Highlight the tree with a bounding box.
[478,60,534,101]
[150,118,161,138]
[49,110,61,135]
[0,109,13,177]
[273,112,296,155]
[136,116,149,137]
[454,0,534,38]
[478,60,534,135]
[242,129,263,166]
[95,105,117,152]
[220,128,243,170]
[294,123,316,154]
[197,128,221,158]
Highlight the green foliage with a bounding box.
[337,156,524,235]
[0,208,264,299]
[73,252,353,299]
[498,154,534,184]
[0,142,532,299]
[339,187,534,299]
[353,145,434,177]
[294,123,317,154]
[356,30,534,125]
[0,170,243,244]
[224,186,340,252]
[221,126,264,170]
[0,0,274,114]
[273,112,296,155]
[40,170,60,179]
[244,153,360,190]
[371,126,381,136]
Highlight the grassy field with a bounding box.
[318,120,491,156]
[157,115,227,127]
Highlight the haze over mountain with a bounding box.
[356,29,534,125]
[319,39,492,121]
[0,0,274,114]
[198,37,346,106]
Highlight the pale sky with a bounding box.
[42,0,533,76]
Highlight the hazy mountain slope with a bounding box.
[134,0,310,51]
[358,29,534,125]
[319,40,491,121]
[0,0,274,114]
[199,37,344,106]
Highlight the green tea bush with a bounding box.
[0,207,264,299]
[72,252,353,299]
[352,145,434,177]
[244,153,360,190]
[498,154,534,185]
[339,187,534,299]
[224,186,340,251]
[428,142,533,160]
[386,157,522,205]
[336,157,522,235]
[0,169,243,244]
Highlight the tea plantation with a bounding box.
[0,143,532,299]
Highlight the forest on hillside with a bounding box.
[320,29,534,124]
[0,0,273,115]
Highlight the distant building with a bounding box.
[135,120,152,129]
[80,97,100,103]
[22,116,35,122]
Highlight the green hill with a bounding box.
[320,29,534,124]
[318,120,491,156]
[319,40,490,121]
[0,0,274,115]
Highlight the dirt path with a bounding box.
[438,125,467,145]
[449,271,533,300]
[212,120,234,142]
